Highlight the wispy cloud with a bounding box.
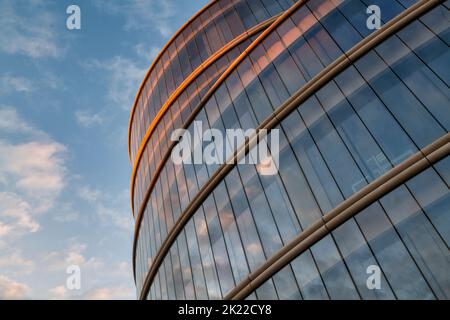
[83,56,145,111]
[134,43,161,61]
[0,107,40,135]
[97,0,177,38]
[52,202,80,223]
[0,75,35,94]
[0,192,40,239]
[43,241,134,300]
[0,0,63,58]
[78,186,102,202]
[0,72,65,97]
[0,251,35,276]
[0,106,67,243]
[77,185,133,232]
[0,106,135,300]
[96,203,133,232]
[0,140,67,212]
[43,242,89,272]
[49,285,68,300]
[0,275,30,299]
[75,110,105,128]
[84,285,134,300]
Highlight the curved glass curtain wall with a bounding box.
[138,2,450,298]
[134,0,443,290]
[251,158,450,300]
[150,157,450,300]
[130,0,298,160]
[132,37,259,216]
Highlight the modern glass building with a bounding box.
[129,0,450,300]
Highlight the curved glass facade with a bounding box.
[129,0,450,299]
[132,36,259,216]
[129,0,297,160]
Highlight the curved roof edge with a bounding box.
[127,0,219,162]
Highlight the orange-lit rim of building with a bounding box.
[129,16,279,215]
[127,0,219,162]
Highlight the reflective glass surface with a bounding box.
[132,1,450,299]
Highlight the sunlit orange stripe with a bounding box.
[133,0,244,144]
[127,0,219,162]
[134,62,222,210]
[135,51,230,202]
[129,17,279,215]
[131,0,310,283]
[134,0,444,291]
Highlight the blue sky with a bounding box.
[0,0,207,299]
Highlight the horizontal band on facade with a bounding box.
[135,0,445,298]
[128,0,219,161]
[132,0,311,281]
[130,15,280,215]
[226,134,450,300]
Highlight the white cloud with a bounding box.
[0,251,35,275]
[0,72,64,97]
[0,0,62,58]
[43,242,87,272]
[49,285,68,300]
[0,223,13,237]
[83,56,145,111]
[48,275,135,300]
[75,110,105,128]
[0,105,68,255]
[97,0,177,38]
[96,204,133,232]
[0,107,39,135]
[52,202,80,223]
[0,275,30,299]
[0,140,67,209]
[134,43,161,61]
[84,285,134,300]
[77,185,133,232]
[0,192,40,237]
[0,106,67,216]
[38,69,65,91]
[0,75,35,94]
[77,186,102,203]
[53,211,79,223]
[42,241,134,300]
